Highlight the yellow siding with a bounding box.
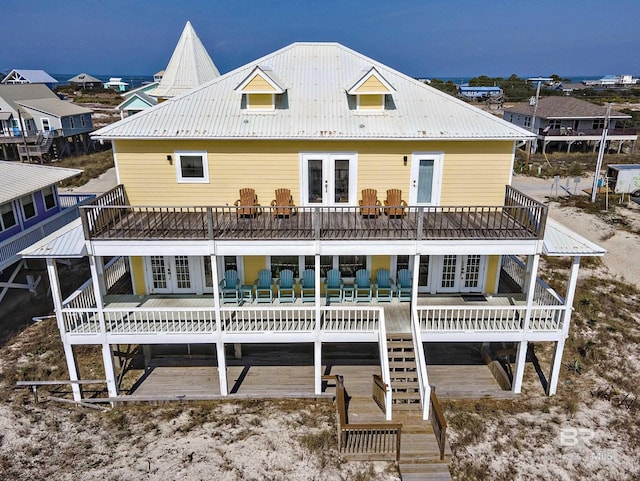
[355,75,389,93]
[114,139,514,207]
[358,94,384,110]
[130,256,146,295]
[243,256,265,285]
[247,93,274,110]
[242,75,276,92]
[370,256,391,277]
[484,255,500,294]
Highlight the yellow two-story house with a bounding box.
[25,43,604,420]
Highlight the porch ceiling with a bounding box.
[543,218,605,257]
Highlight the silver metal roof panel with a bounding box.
[0,161,82,204]
[20,218,86,258]
[543,218,606,256]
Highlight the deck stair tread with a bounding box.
[387,335,421,406]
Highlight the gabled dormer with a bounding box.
[347,67,395,112]
[235,66,285,111]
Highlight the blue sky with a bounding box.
[3,0,639,79]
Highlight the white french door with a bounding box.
[409,152,443,205]
[301,153,357,206]
[436,255,486,293]
[146,256,196,294]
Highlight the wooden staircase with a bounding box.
[387,334,453,481]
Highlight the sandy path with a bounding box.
[513,174,640,288]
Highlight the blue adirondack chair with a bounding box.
[299,269,316,303]
[219,269,240,304]
[374,268,395,302]
[254,269,274,303]
[397,269,413,302]
[324,269,344,303]
[277,269,296,303]
[354,269,372,302]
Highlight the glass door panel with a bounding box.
[417,159,434,203]
[150,256,169,292]
[307,159,324,204]
[461,255,485,293]
[334,159,350,203]
[438,255,460,293]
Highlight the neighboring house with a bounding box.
[149,21,220,100]
[457,85,502,100]
[582,75,638,88]
[1,69,58,90]
[117,83,159,119]
[0,161,92,303]
[153,70,165,83]
[25,43,604,428]
[103,78,129,92]
[68,73,102,89]
[0,84,94,161]
[503,97,637,153]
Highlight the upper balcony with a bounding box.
[537,126,637,139]
[79,185,547,243]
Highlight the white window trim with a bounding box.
[409,152,443,206]
[80,115,86,127]
[41,118,51,132]
[355,94,385,112]
[246,93,275,111]
[0,202,17,231]
[20,193,37,221]
[42,186,57,211]
[175,150,209,184]
[299,152,358,206]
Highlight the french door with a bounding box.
[436,255,486,293]
[301,153,357,206]
[146,256,195,294]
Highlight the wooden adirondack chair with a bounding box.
[234,188,261,217]
[384,189,408,218]
[374,268,395,302]
[299,269,316,302]
[397,269,412,302]
[270,188,296,218]
[254,269,274,303]
[359,189,381,218]
[354,269,372,302]
[277,269,296,303]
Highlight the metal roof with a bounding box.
[19,218,86,258]
[0,161,82,203]
[16,98,92,117]
[94,42,535,141]
[543,218,606,256]
[150,21,220,99]
[505,97,630,120]
[68,73,102,84]
[1,69,58,84]
[0,84,58,114]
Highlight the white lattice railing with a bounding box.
[221,306,315,332]
[502,255,564,306]
[321,306,380,331]
[411,306,431,420]
[376,308,393,420]
[62,257,126,311]
[418,304,564,332]
[62,309,100,334]
[104,308,216,334]
[105,256,127,290]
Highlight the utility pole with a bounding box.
[591,103,611,203]
[525,78,552,165]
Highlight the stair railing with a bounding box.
[429,386,447,461]
[377,308,393,420]
[372,374,388,412]
[411,304,431,420]
[334,375,402,462]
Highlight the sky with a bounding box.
[2,0,640,79]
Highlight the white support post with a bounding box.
[47,258,82,401]
[522,255,534,295]
[314,340,322,395]
[95,256,107,297]
[216,341,228,396]
[512,340,528,394]
[314,254,321,325]
[522,254,539,333]
[547,339,565,395]
[412,254,420,306]
[548,256,581,396]
[88,255,107,334]
[102,343,119,398]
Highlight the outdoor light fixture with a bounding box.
[403,155,408,166]
[167,155,172,164]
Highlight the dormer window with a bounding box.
[235,66,285,112]
[347,67,395,112]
